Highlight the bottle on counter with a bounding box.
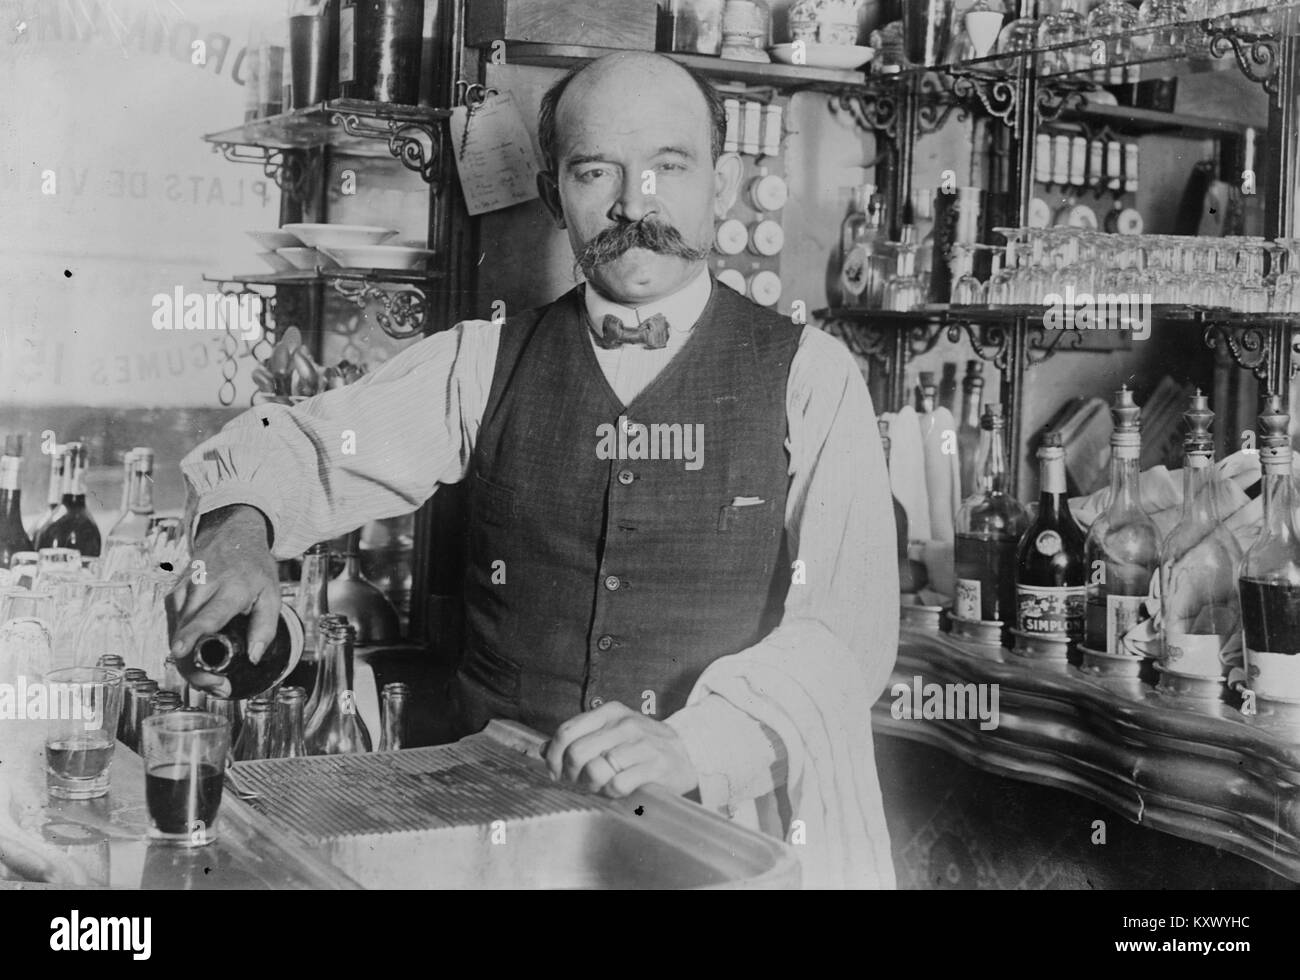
[0,435,34,568]
[169,597,305,702]
[106,448,155,545]
[879,419,924,595]
[836,185,886,308]
[1159,391,1242,686]
[305,617,372,755]
[954,405,1029,626]
[956,361,985,499]
[378,681,409,751]
[36,442,101,557]
[270,686,309,758]
[1237,395,1300,707]
[32,443,66,545]
[917,371,959,544]
[1083,387,1160,658]
[233,697,275,762]
[1015,432,1088,641]
[284,542,330,694]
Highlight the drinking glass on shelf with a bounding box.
[72,581,137,669]
[36,547,80,581]
[140,711,231,847]
[42,666,125,800]
[1037,0,1088,76]
[0,599,55,687]
[9,552,39,588]
[1086,0,1138,84]
[1137,0,1187,58]
[950,243,988,304]
[1270,239,1300,313]
[993,9,1038,75]
[986,249,1014,306]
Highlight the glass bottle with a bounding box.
[0,434,34,568]
[36,442,101,558]
[205,695,243,756]
[378,681,409,751]
[955,405,1030,626]
[1159,391,1241,683]
[838,186,886,308]
[174,601,304,702]
[305,617,372,755]
[304,612,345,725]
[233,697,274,761]
[327,528,400,645]
[122,679,159,753]
[149,690,183,716]
[1084,387,1161,657]
[284,542,329,693]
[32,445,66,546]
[1015,432,1088,640]
[270,685,309,758]
[879,419,922,594]
[957,361,986,499]
[1238,395,1300,706]
[106,448,155,545]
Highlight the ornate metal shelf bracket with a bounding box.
[832,89,900,139]
[1203,321,1272,382]
[1026,321,1085,365]
[947,317,1014,376]
[331,278,429,340]
[1035,84,1090,124]
[211,144,319,202]
[331,112,444,188]
[948,72,1019,129]
[821,317,895,366]
[1204,21,1281,96]
[916,72,969,134]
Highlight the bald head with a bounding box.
[537,52,726,174]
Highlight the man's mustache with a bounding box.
[575,220,709,278]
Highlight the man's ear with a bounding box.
[712,152,744,220]
[538,171,566,228]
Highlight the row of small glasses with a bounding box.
[949,229,1279,310]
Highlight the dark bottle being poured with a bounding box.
[1015,431,1088,641]
[0,434,34,568]
[167,597,304,701]
[954,404,1029,627]
[1238,394,1300,706]
[36,441,101,557]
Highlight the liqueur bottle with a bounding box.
[304,617,372,755]
[1237,395,1300,705]
[31,444,66,544]
[957,361,985,499]
[0,435,34,567]
[1159,391,1242,683]
[1015,432,1088,640]
[106,448,155,544]
[36,442,101,557]
[954,405,1029,625]
[1084,387,1160,656]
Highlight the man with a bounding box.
[175,52,899,888]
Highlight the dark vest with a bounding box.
[457,281,801,736]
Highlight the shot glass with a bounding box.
[42,666,125,800]
[140,712,231,847]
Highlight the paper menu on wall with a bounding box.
[449,91,542,216]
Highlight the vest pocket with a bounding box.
[458,642,522,701]
[471,473,517,528]
[716,496,778,532]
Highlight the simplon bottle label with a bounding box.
[1017,584,1085,635]
[1244,647,1300,700]
[1164,633,1226,679]
[1106,594,1145,656]
[955,578,981,621]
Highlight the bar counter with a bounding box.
[876,627,1300,883]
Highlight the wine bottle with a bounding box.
[36,441,101,557]
[378,681,409,751]
[954,405,1029,625]
[879,418,923,594]
[106,447,155,544]
[31,444,67,545]
[167,595,305,701]
[1159,391,1241,683]
[1238,395,1300,706]
[957,361,985,499]
[1015,432,1088,639]
[0,435,34,568]
[1084,387,1160,656]
[305,617,372,755]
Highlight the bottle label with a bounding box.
[955,578,981,621]
[1034,530,1062,556]
[0,456,18,491]
[339,4,356,84]
[1017,584,1085,635]
[1164,633,1225,679]
[1105,594,1145,656]
[1243,647,1300,701]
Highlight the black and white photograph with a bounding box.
[0,0,1294,935]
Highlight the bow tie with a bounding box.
[590,312,671,350]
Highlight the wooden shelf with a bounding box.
[873,628,1300,881]
[501,41,868,92]
[1057,101,1258,138]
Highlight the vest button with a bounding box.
[596,634,614,651]
[603,575,621,591]
[617,469,635,486]
[589,696,605,709]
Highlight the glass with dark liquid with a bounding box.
[140,712,231,847]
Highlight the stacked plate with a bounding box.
[246,225,435,272]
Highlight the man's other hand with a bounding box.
[543,701,698,799]
[168,504,280,698]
